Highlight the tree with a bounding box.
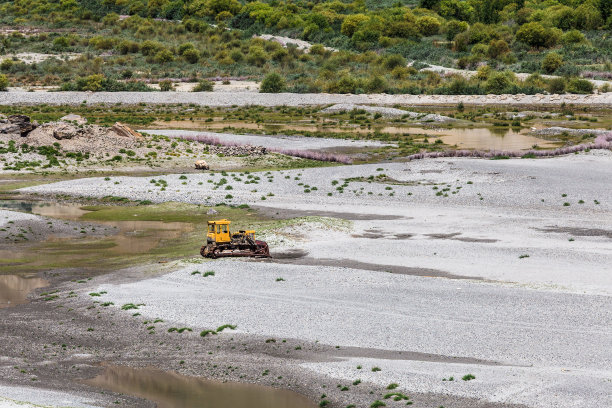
[487,39,509,59]
[542,53,563,74]
[420,0,441,9]
[259,73,285,93]
[341,14,369,37]
[206,0,241,16]
[574,4,602,30]
[154,49,174,63]
[446,20,468,41]
[0,74,8,91]
[516,22,547,48]
[183,48,200,64]
[416,16,441,36]
[247,46,268,67]
[485,71,515,94]
[562,29,586,44]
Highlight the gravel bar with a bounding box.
[96,260,612,408]
[2,91,612,107]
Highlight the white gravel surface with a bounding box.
[253,35,338,52]
[95,260,612,408]
[320,104,413,117]
[0,384,100,408]
[143,129,392,150]
[2,91,611,106]
[22,152,612,293]
[319,104,457,122]
[19,152,612,408]
[0,210,39,227]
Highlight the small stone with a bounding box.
[59,114,87,125]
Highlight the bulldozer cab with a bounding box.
[207,219,231,243]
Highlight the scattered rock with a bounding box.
[0,123,21,134]
[530,127,608,137]
[195,160,209,170]
[416,113,457,124]
[52,123,85,140]
[0,114,38,136]
[321,104,411,118]
[60,114,87,125]
[209,145,267,156]
[206,208,219,215]
[111,122,143,138]
[253,34,337,53]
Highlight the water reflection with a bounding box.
[146,123,557,150]
[0,275,48,308]
[0,200,89,220]
[85,365,316,408]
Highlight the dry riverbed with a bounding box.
[1,151,611,408]
[2,91,612,107]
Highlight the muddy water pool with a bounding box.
[0,200,195,305]
[0,274,48,308]
[85,365,316,408]
[147,122,558,150]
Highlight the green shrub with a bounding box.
[141,40,164,56]
[381,54,406,70]
[193,80,214,92]
[516,22,551,47]
[542,53,563,74]
[260,72,285,93]
[154,49,174,63]
[548,77,566,94]
[0,74,8,91]
[417,16,440,36]
[341,14,369,37]
[485,71,515,94]
[247,46,268,66]
[159,80,173,91]
[77,74,104,92]
[562,29,586,44]
[566,78,594,94]
[183,48,200,63]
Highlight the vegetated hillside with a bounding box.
[0,0,611,94]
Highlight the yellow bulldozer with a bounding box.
[200,219,271,258]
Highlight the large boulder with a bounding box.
[195,160,209,170]
[111,122,142,138]
[0,115,38,136]
[52,123,85,140]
